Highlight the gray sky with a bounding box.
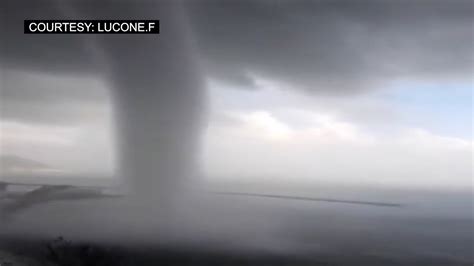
[1,0,472,190]
[190,0,473,93]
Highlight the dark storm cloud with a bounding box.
[189,0,474,92]
[2,0,472,123]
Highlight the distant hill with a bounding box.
[0,154,49,170]
[0,154,117,187]
[0,154,63,176]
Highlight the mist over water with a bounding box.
[1,183,472,265]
